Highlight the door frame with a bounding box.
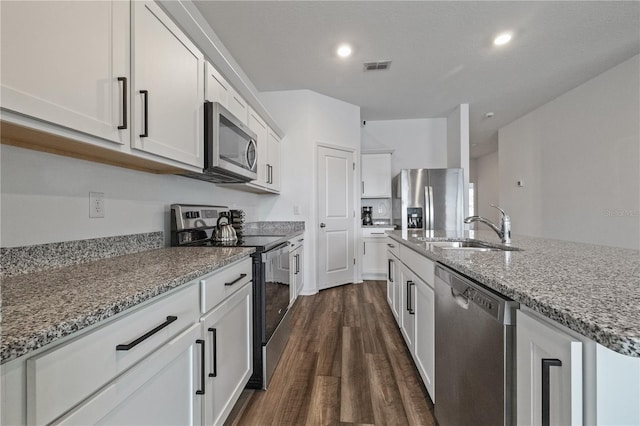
[314,142,360,292]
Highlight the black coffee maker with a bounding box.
[362,206,373,225]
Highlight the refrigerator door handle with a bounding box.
[428,186,434,230]
[424,186,430,230]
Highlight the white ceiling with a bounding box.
[193,1,640,158]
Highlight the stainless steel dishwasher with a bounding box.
[434,263,519,426]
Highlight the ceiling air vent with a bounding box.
[363,60,392,71]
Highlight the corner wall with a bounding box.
[499,55,639,249]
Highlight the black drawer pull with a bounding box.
[225,273,247,286]
[196,339,205,395]
[116,316,177,351]
[542,358,562,426]
[208,328,217,378]
[117,77,127,130]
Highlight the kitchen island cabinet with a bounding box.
[385,230,640,425]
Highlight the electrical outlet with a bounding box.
[89,192,105,218]
[293,205,300,215]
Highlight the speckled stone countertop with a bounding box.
[0,246,254,364]
[387,230,640,357]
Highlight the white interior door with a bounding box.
[317,145,355,290]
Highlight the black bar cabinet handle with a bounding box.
[296,254,300,274]
[117,77,127,130]
[388,259,394,282]
[196,339,206,395]
[363,242,366,255]
[542,358,562,426]
[208,328,217,377]
[406,280,411,312]
[139,90,148,137]
[408,281,415,314]
[225,273,247,286]
[116,315,177,350]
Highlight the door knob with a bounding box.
[320,223,326,228]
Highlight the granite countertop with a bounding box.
[0,246,255,364]
[387,230,640,357]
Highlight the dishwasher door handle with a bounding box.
[450,288,470,309]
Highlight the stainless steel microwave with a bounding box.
[183,101,258,183]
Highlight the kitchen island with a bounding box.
[387,229,640,357]
[387,229,640,425]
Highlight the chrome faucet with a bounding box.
[464,205,511,244]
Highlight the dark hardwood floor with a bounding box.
[228,280,436,426]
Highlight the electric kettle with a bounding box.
[212,212,237,242]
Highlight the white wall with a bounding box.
[259,89,361,293]
[499,55,639,249]
[360,118,447,176]
[475,151,501,225]
[0,145,266,247]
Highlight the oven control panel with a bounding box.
[171,204,228,231]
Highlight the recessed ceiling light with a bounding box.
[485,112,495,118]
[337,44,353,58]
[493,32,512,46]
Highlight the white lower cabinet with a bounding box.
[289,236,305,304]
[201,282,252,426]
[399,264,416,353]
[386,250,400,321]
[413,273,435,401]
[1,257,255,426]
[57,324,203,426]
[362,228,393,280]
[517,309,584,426]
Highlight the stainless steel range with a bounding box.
[170,204,291,389]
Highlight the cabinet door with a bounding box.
[227,86,248,125]
[296,244,304,296]
[202,283,253,426]
[517,310,583,426]
[362,238,387,277]
[289,246,298,306]
[386,252,396,311]
[1,1,129,145]
[57,324,202,426]
[414,277,435,401]
[248,107,269,187]
[399,265,416,352]
[267,129,282,192]
[132,1,204,168]
[205,62,229,107]
[361,153,392,197]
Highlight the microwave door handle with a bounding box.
[246,139,257,171]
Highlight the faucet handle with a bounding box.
[490,204,509,219]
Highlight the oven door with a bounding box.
[263,242,290,342]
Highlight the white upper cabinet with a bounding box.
[1,1,130,145]
[248,106,269,186]
[132,1,204,168]
[266,128,281,192]
[204,62,230,108]
[361,152,392,197]
[227,85,249,125]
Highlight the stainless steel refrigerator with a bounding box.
[392,168,464,232]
